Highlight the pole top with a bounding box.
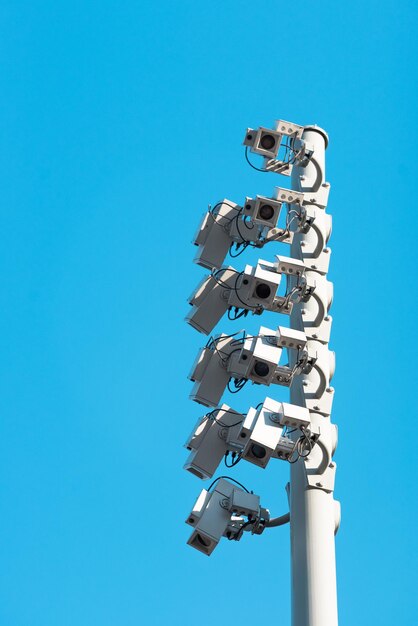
[303,125,329,148]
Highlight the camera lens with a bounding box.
[196,534,211,547]
[254,361,269,377]
[258,204,275,221]
[255,283,271,299]
[250,444,266,459]
[260,133,276,150]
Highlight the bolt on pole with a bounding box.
[289,127,339,626]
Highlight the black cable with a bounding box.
[245,146,269,172]
[227,377,248,394]
[207,475,250,493]
[229,242,250,258]
[229,332,276,348]
[224,451,242,468]
[234,211,256,241]
[205,331,246,362]
[286,426,317,464]
[244,139,303,174]
[204,408,244,428]
[233,519,255,541]
[210,267,242,290]
[227,307,248,321]
[282,137,290,162]
[209,200,240,217]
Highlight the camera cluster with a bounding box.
[183,120,336,555]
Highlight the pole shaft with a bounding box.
[289,128,338,626]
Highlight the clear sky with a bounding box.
[0,1,416,625]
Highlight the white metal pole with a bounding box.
[289,127,339,626]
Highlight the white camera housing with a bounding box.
[186,267,238,335]
[184,404,243,479]
[186,479,264,555]
[184,396,313,477]
[188,334,235,408]
[193,200,262,270]
[186,256,310,335]
[228,327,283,386]
[243,120,306,176]
[239,398,285,468]
[243,126,283,159]
[189,325,310,407]
[238,397,312,468]
[192,184,323,271]
[229,260,282,311]
[242,195,283,229]
[243,121,304,159]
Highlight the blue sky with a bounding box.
[0,1,416,624]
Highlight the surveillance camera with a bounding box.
[243,121,304,159]
[243,121,306,175]
[228,326,284,386]
[186,478,267,555]
[238,399,285,468]
[186,255,316,336]
[192,185,324,272]
[237,396,313,468]
[186,258,301,336]
[193,199,262,270]
[243,126,283,159]
[184,396,314,477]
[189,328,283,406]
[189,325,310,407]
[188,333,236,407]
[230,260,283,312]
[186,267,238,335]
[228,326,310,389]
[184,404,244,480]
[241,195,283,229]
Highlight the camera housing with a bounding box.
[186,254,314,336]
[193,200,261,270]
[184,397,314,478]
[242,195,283,229]
[186,267,238,335]
[187,256,308,336]
[186,478,265,555]
[243,126,283,159]
[188,334,236,407]
[228,326,283,386]
[238,398,285,468]
[237,397,312,468]
[184,404,243,480]
[231,260,281,311]
[243,120,305,175]
[189,324,310,407]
